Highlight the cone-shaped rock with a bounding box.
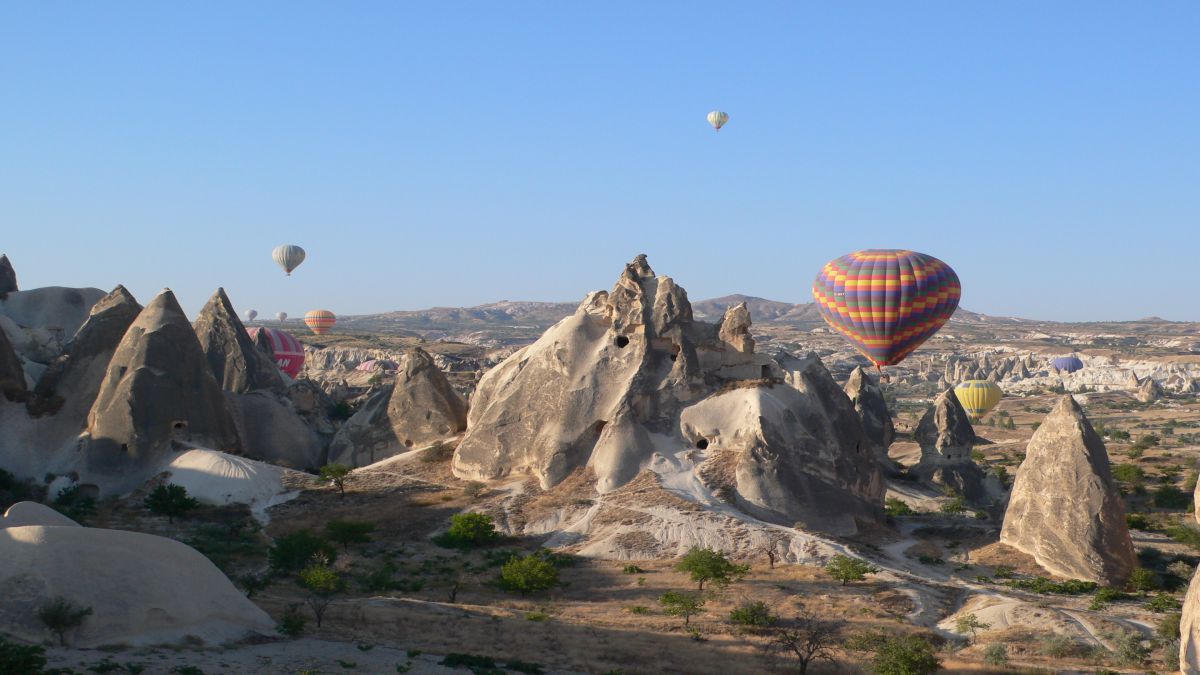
[83,290,241,494]
[193,288,284,394]
[453,255,884,536]
[1182,567,1200,673]
[844,366,894,460]
[1135,377,1163,403]
[28,285,142,417]
[0,254,16,295]
[329,347,467,467]
[1000,395,1135,585]
[0,320,26,402]
[915,388,975,461]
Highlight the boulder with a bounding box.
[843,366,894,461]
[1000,395,1135,585]
[329,347,467,467]
[193,288,285,394]
[27,285,142,418]
[453,255,883,536]
[0,525,274,646]
[1135,377,1163,403]
[82,290,241,494]
[0,254,16,295]
[1,501,79,528]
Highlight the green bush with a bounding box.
[324,519,375,551]
[939,496,967,514]
[1167,524,1200,550]
[728,600,777,629]
[143,484,200,524]
[621,564,644,575]
[674,547,748,590]
[1153,484,1191,510]
[277,604,307,637]
[1157,612,1182,640]
[1126,512,1152,530]
[871,635,941,675]
[659,591,705,626]
[1112,464,1144,484]
[497,554,559,596]
[885,498,915,517]
[0,636,47,674]
[982,643,1008,667]
[39,595,93,646]
[1005,577,1096,595]
[53,484,96,523]
[1146,593,1181,613]
[1129,567,1161,592]
[435,512,499,548]
[268,529,337,572]
[825,555,880,586]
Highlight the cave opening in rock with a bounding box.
[695,438,709,450]
[615,335,630,349]
[761,365,771,378]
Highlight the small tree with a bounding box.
[38,596,93,646]
[872,635,942,675]
[729,600,777,631]
[953,613,991,643]
[498,554,559,596]
[319,464,352,498]
[437,512,499,548]
[765,608,846,675]
[143,483,200,523]
[277,603,307,637]
[324,519,375,551]
[0,637,47,674]
[824,555,880,586]
[298,559,344,627]
[982,643,1008,667]
[675,547,749,591]
[269,529,338,572]
[660,591,705,627]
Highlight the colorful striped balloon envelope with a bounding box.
[246,326,305,378]
[304,309,337,335]
[812,249,960,367]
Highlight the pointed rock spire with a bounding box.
[0,254,16,295]
[1000,395,1135,585]
[915,388,975,462]
[844,366,894,460]
[0,318,26,402]
[718,302,754,354]
[83,290,241,494]
[193,288,284,394]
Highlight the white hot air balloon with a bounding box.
[707,110,729,131]
[276,311,288,323]
[272,245,306,276]
[244,309,258,322]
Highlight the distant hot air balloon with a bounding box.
[244,309,258,322]
[246,326,305,378]
[954,380,1004,419]
[1051,356,1084,374]
[272,244,306,276]
[304,309,336,335]
[276,311,288,323]
[707,110,729,131]
[812,249,961,367]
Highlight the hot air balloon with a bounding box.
[244,309,258,322]
[272,244,306,276]
[812,249,961,367]
[246,326,305,378]
[954,380,1004,419]
[276,311,288,323]
[707,110,729,131]
[304,309,336,335]
[1051,356,1084,374]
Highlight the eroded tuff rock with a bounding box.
[194,288,284,394]
[718,302,754,354]
[453,255,884,535]
[27,285,142,418]
[844,366,894,462]
[0,321,25,402]
[910,389,1003,508]
[1000,395,1135,585]
[82,290,241,494]
[1135,377,1163,403]
[329,347,467,467]
[0,254,16,295]
[1184,562,1200,673]
[226,392,325,470]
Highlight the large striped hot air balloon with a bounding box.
[954,380,1004,418]
[272,245,306,276]
[812,249,961,367]
[1051,356,1084,374]
[707,110,729,131]
[304,310,336,335]
[246,326,305,378]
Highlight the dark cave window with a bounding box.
[695,439,709,450]
[761,365,771,378]
[615,335,630,348]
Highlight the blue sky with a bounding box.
[2,2,1197,321]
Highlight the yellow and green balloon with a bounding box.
[954,380,1003,418]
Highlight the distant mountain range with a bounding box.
[337,294,1016,336]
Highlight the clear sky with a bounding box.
[2,2,1197,322]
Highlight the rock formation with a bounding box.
[1,501,79,528]
[717,302,754,353]
[193,288,284,394]
[453,255,884,535]
[27,285,142,418]
[843,366,894,462]
[0,254,16,295]
[0,525,274,646]
[225,391,325,470]
[909,388,1003,507]
[1183,569,1200,674]
[329,347,468,467]
[1135,377,1163,403]
[1000,395,1135,585]
[82,290,242,494]
[0,321,26,402]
